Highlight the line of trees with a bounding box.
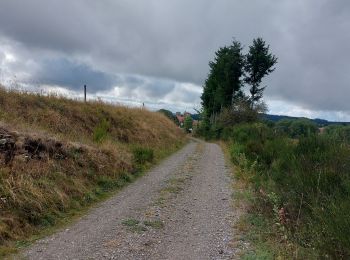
[200,38,277,131]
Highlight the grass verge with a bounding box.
[220,141,316,259]
[220,121,350,259]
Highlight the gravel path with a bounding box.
[22,140,236,260]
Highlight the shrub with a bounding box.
[229,122,350,257]
[275,119,318,138]
[184,115,193,133]
[324,125,350,144]
[132,147,154,165]
[93,118,110,143]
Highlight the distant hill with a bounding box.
[263,114,350,126]
[170,111,349,126]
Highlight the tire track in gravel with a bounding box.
[21,140,236,260]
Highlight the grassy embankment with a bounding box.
[221,121,350,259]
[0,87,186,256]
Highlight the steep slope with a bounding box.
[0,87,185,256]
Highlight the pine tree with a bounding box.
[201,40,244,117]
[245,38,277,107]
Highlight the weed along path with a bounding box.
[22,140,235,260]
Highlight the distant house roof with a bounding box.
[176,115,185,123]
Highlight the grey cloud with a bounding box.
[0,0,349,115]
[0,0,279,83]
[143,81,175,97]
[0,1,104,54]
[116,76,176,99]
[266,0,350,112]
[123,75,145,87]
[166,86,202,104]
[32,59,116,92]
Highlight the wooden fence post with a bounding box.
[84,85,87,102]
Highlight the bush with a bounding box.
[93,118,110,143]
[132,147,154,165]
[324,125,350,144]
[184,115,193,132]
[229,123,350,258]
[274,119,318,138]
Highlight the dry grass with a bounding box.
[0,87,186,256]
[0,87,181,147]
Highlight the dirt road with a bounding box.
[22,140,236,259]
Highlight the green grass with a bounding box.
[143,220,164,229]
[122,218,140,227]
[225,123,350,258]
[232,187,318,259]
[132,147,154,164]
[160,185,182,194]
[0,173,137,257]
[122,218,147,233]
[93,118,110,143]
[121,218,164,233]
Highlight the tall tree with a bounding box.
[201,40,244,117]
[245,38,277,107]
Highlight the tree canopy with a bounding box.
[245,38,277,107]
[201,40,244,117]
[201,37,277,121]
[184,115,193,132]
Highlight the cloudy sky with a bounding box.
[0,0,349,121]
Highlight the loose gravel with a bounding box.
[21,140,237,260]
